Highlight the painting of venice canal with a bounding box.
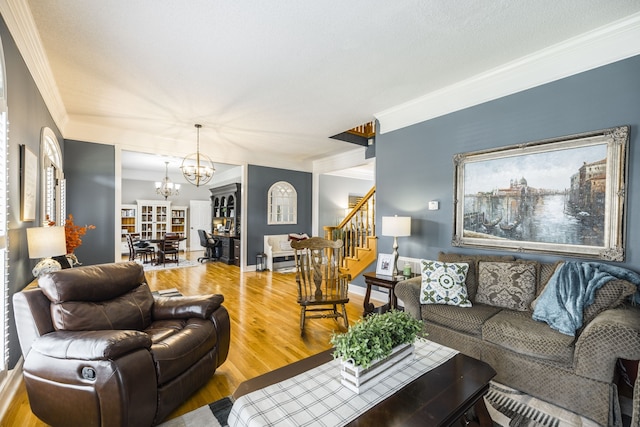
[462,143,608,247]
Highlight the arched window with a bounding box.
[40,127,65,225]
[0,35,8,372]
[268,181,297,225]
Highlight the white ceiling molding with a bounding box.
[0,0,68,130]
[375,13,640,135]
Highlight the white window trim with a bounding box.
[0,35,8,372]
[40,127,65,226]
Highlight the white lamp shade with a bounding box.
[27,227,67,258]
[381,216,411,237]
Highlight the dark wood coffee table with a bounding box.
[233,348,496,426]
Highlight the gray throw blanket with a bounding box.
[532,261,640,336]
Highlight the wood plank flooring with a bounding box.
[2,252,366,426]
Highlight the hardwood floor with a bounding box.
[2,252,366,426]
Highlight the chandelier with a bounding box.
[181,124,215,187]
[155,161,180,200]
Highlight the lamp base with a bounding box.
[392,236,399,279]
[32,258,62,278]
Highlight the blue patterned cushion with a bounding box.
[419,260,471,307]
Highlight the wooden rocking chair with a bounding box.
[291,237,350,335]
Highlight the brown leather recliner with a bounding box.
[13,261,231,427]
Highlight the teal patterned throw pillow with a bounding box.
[419,260,472,307]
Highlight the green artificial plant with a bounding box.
[330,310,424,369]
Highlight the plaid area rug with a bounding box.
[160,382,599,427]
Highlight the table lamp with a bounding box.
[381,215,411,278]
[27,226,67,278]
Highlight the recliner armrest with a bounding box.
[31,330,151,360]
[153,294,224,320]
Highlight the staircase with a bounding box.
[324,186,376,279]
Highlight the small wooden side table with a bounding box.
[362,271,412,316]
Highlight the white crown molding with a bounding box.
[375,13,640,135]
[0,0,68,130]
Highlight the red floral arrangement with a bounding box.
[48,214,96,254]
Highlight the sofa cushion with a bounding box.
[437,252,515,301]
[476,261,537,311]
[419,260,471,307]
[421,303,501,336]
[537,261,562,296]
[483,310,575,364]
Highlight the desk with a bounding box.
[212,233,239,265]
[362,271,412,316]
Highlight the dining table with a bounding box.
[137,236,186,265]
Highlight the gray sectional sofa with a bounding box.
[395,252,640,427]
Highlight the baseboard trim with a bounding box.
[0,358,24,423]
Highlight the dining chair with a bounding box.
[290,237,350,335]
[158,233,180,266]
[127,233,155,264]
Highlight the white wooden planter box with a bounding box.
[340,343,415,394]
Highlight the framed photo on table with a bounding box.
[375,253,393,276]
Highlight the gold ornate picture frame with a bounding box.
[452,126,629,261]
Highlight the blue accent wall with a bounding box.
[375,55,640,271]
[246,165,311,265]
[64,140,116,265]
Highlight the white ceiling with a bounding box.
[10,1,640,176]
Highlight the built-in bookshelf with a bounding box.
[210,183,241,265]
[171,206,188,251]
[120,201,189,254]
[138,201,169,241]
[120,204,137,254]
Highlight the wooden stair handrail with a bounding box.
[324,186,376,278]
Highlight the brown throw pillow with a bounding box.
[438,252,516,301]
[476,261,537,311]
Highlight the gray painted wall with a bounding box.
[2,17,65,367]
[246,165,312,265]
[318,174,373,229]
[64,140,116,266]
[375,55,640,272]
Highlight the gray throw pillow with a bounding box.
[476,261,537,311]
